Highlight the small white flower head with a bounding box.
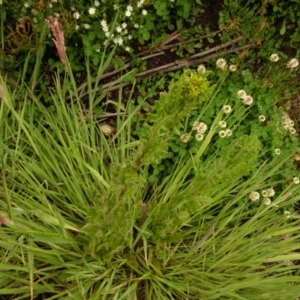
[259,115,266,122]
[49,3,53,8]
[33,17,37,23]
[225,129,232,136]
[83,23,90,29]
[75,24,79,30]
[193,122,208,134]
[125,46,131,52]
[242,95,253,105]
[262,190,268,198]
[229,64,237,72]
[223,105,232,114]
[89,7,96,15]
[249,191,260,201]
[270,54,279,62]
[122,22,127,29]
[24,2,30,8]
[142,9,147,15]
[113,36,123,46]
[216,58,227,70]
[287,58,299,69]
[275,148,281,155]
[113,4,118,10]
[126,4,133,11]
[284,211,291,218]
[71,7,75,11]
[219,130,227,138]
[289,120,295,127]
[219,120,227,128]
[197,65,206,74]
[125,10,132,17]
[263,198,271,206]
[94,0,100,6]
[290,127,297,135]
[180,133,190,143]
[266,188,275,197]
[73,12,80,19]
[293,177,300,184]
[116,26,122,33]
[128,34,133,40]
[134,23,139,29]
[237,89,247,99]
[195,133,204,141]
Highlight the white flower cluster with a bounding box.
[192,121,208,141]
[287,58,299,69]
[218,120,232,138]
[125,5,133,17]
[216,58,227,70]
[197,65,206,73]
[249,187,275,206]
[282,116,297,135]
[237,89,253,105]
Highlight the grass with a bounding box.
[0,1,300,299]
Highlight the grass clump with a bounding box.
[0,59,300,300]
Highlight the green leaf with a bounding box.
[280,20,286,35]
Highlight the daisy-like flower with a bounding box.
[122,22,127,29]
[83,23,90,29]
[125,46,131,52]
[216,58,227,70]
[94,0,100,6]
[219,130,227,138]
[180,133,190,143]
[249,191,260,201]
[237,89,247,99]
[270,54,279,62]
[229,64,237,72]
[73,12,80,19]
[263,198,271,206]
[293,177,300,184]
[116,26,122,33]
[197,65,206,73]
[128,34,133,40]
[89,7,96,15]
[289,120,295,127]
[259,115,266,122]
[287,58,299,69]
[275,148,281,155]
[193,122,208,134]
[242,95,253,105]
[142,9,147,15]
[262,190,268,198]
[284,211,291,218]
[225,129,232,136]
[195,133,204,141]
[290,127,297,135]
[223,105,232,114]
[219,120,227,128]
[134,23,139,28]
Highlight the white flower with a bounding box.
[142,9,147,15]
[193,121,207,134]
[223,105,232,114]
[113,4,118,10]
[33,17,37,23]
[125,46,131,52]
[266,188,275,197]
[270,54,279,62]
[83,23,90,29]
[289,120,295,127]
[284,211,291,218]
[225,129,232,136]
[134,23,139,28]
[219,130,227,138]
[275,148,281,155]
[180,133,190,143]
[262,190,268,198]
[249,191,260,201]
[242,95,253,105]
[293,177,300,184]
[126,5,133,11]
[73,12,80,19]
[219,120,227,128]
[290,127,296,135]
[263,198,271,206]
[197,65,206,73]
[75,25,79,30]
[94,0,100,6]
[287,58,299,69]
[125,10,132,17]
[259,115,266,122]
[237,89,247,99]
[128,35,133,40]
[24,2,30,8]
[49,3,53,8]
[216,58,227,70]
[71,7,75,11]
[116,26,122,33]
[114,37,123,46]
[122,23,127,29]
[89,7,96,15]
[54,12,60,18]
[229,64,237,72]
[195,133,204,141]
